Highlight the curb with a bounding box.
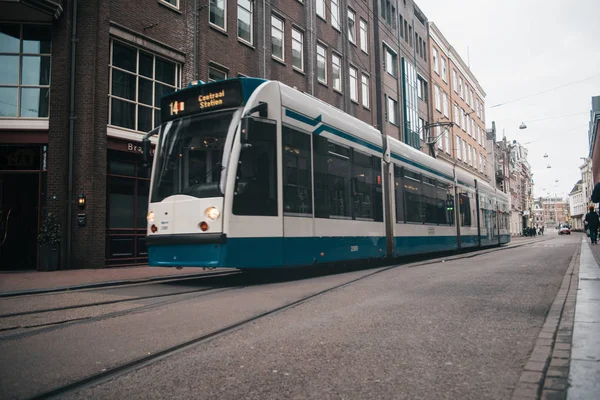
[510,240,580,399]
[0,236,552,299]
[0,270,231,298]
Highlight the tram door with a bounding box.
[0,173,39,270]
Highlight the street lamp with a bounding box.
[544,153,548,158]
[519,122,527,129]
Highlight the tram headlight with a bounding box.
[205,207,220,220]
[147,211,155,223]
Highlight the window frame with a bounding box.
[271,14,285,62]
[361,73,370,109]
[316,43,327,85]
[349,65,358,103]
[348,8,357,44]
[383,45,397,77]
[332,52,342,92]
[108,39,181,133]
[0,23,52,119]
[359,19,368,54]
[209,0,227,31]
[316,0,326,20]
[433,47,439,74]
[159,0,180,10]
[291,27,304,72]
[387,96,398,125]
[208,64,228,82]
[331,0,341,30]
[237,0,253,45]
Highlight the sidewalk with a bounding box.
[568,238,600,399]
[0,266,230,296]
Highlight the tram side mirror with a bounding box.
[241,116,252,144]
[142,137,150,164]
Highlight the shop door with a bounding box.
[0,173,39,270]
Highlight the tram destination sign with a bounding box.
[160,79,244,123]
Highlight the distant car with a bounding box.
[559,226,571,235]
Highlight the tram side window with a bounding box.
[404,169,423,223]
[314,136,352,219]
[437,182,454,225]
[459,192,471,226]
[282,126,312,215]
[232,119,278,216]
[422,176,437,224]
[352,150,383,221]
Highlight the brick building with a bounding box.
[427,22,487,181]
[0,0,483,270]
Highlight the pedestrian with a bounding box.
[584,206,600,245]
[541,226,544,236]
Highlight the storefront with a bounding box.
[105,138,153,266]
[0,141,47,270]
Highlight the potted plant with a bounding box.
[38,213,61,271]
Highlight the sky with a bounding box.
[416,0,600,199]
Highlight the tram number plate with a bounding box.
[350,245,359,252]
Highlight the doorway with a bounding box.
[0,173,39,270]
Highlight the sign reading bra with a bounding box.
[160,79,244,123]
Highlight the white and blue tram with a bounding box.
[143,78,510,269]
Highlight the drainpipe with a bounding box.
[262,0,266,78]
[66,0,78,269]
[193,0,198,80]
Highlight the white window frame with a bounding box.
[437,126,443,149]
[317,43,327,84]
[359,19,368,54]
[459,77,464,98]
[332,53,342,92]
[384,45,397,77]
[159,0,179,10]
[441,58,447,82]
[470,90,474,110]
[462,140,467,164]
[454,103,459,126]
[271,15,285,62]
[468,144,472,166]
[208,65,228,82]
[349,66,358,102]
[443,92,449,118]
[452,69,458,93]
[461,108,466,131]
[434,85,441,111]
[237,0,253,45]
[209,0,227,31]
[433,47,439,74]
[445,130,450,154]
[331,0,340,30]
[387,96,398,125]
[291,28,304,72]
[456,136,462,160]
[361,74,369,109]
[316,0,326,19]
[348,9,356,44]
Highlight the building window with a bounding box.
[417,75,427,103]
[441,58,447,82]
[456,136,461,160]
[454,103,459,126]
[348,9,356,44]
[387,96,398,125]
[465,84,470,106]
[109,40,180,132]
[349,66,358,102]
[419,117,425,140]
[361,74,369,108]
[433,47,439,74]
[434,85,441,111]
[210,0,226,30]
[383,46,396,77]
[160,0,179,9]
[332,53,342,91]
[208,65,227,82]
[462,140,467,163]
[237,0,253,44]
[316,0,325,19]
[461,108,466,130]
[0,24,51,118]
[459,77,464,98]
[436,126,442,150]
[359,19,368,53]
[468,144,472,166]
[452,69,458,93]
[271,15,284,61]
[470,90,474,110]
[445,131,450,154]
[292,28,303,71]
[443,92,449,118]
[331,0,340,29]
[317,44,327,84]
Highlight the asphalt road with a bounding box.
[0,235,579,399]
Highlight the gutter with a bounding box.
[66,0,78,269]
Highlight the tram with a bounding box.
[142,77,510,269]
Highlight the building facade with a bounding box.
[569,180,585,230]
[427,22,487,181]
[537,197,568,229]
[588,96,600,185]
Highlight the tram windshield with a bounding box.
[151,110,234,202]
